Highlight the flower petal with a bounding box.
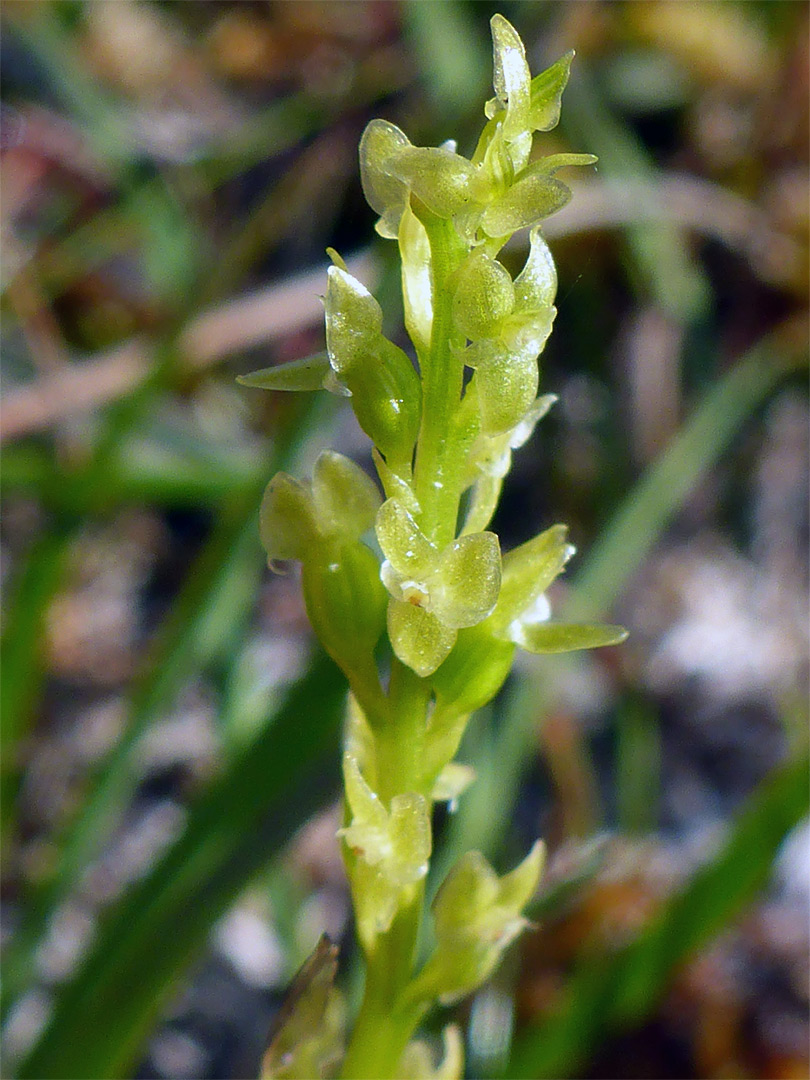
[259,473,318,561]
[387,600,456,677]
[490,524,574,633]
[431,532,501,628]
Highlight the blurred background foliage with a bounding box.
[1,2,807,1078]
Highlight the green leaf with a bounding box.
[515,622,628,653]
[17,655,347,1080]
[236,353,331,392]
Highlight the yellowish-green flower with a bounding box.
[376,498,501,676]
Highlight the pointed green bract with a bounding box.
[237,353,331,393]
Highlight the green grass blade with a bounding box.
[506,747,810,1078]
[566,329,806,620]
[0,526,74,839]
[15,653,346,1080]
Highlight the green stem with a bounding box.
[341,661,431,1077]
[340,903,427,1078]
[344,213,468,1077]
[412,211,467,547]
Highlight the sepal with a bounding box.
[260,473,319,562]
[488,15,533,143]
[312,450,381,541]
[391,147,476,220]
[488,524,574,636]
[359,119,412,239]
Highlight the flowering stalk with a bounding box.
[242,16,625,1079]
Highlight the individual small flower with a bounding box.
[458,228,559,435]
[376,499,501,676]
[404,843,544,1006]
[260,450,381,562]
[339,754,431,947]
[260,453,388,706]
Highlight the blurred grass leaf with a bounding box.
[506,747,810,1078]
[16,653,346,1080]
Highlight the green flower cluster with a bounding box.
[243,15,625,1079]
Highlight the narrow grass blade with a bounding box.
[16,654,346,1080]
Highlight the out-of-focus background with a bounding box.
[1,2,807,1078]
